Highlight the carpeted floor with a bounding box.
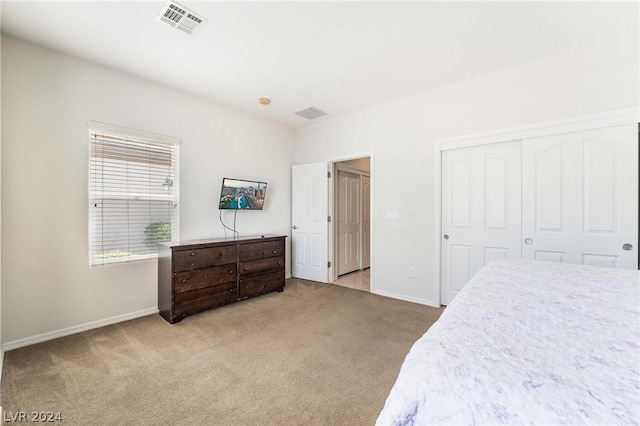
[1,279,444,425]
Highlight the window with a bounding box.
[89,122,180,266]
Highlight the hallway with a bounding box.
[333,269,370,292]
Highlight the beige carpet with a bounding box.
[1,279,443,425]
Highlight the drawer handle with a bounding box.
[228,270,234,274]
[181,279,188,283]
[277,261,282,265]
[229,288,233,292]
[244,267,248,271]
[190,252,196,256]
[272,250,277,254]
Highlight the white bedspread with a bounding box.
[377,260,640,425]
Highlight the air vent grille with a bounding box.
[157,1,207,35]
[295,107,328,120]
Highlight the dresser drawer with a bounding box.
[239,271,285,299]
[263,240,284,258]
[238,240,285,262]
[174,264,237,293]
[238,243,264,262]
[174,245,236,271]
[239,256,284,275]
[174,283,237,315]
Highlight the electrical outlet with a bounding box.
[408,267,415,278]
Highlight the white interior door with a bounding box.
[522,124,638,268]
[337,170,361,275]
[441,141,522,305]
[361,175,371,269]
[292,162,329,283]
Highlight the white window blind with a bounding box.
[89,122,180,266]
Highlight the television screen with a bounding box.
[218,178,267,210]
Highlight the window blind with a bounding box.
[89,123,180,266]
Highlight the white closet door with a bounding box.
[361,175,371,269]
[441,141,522,305]
[522,124,638,268]
[337,170,361,276]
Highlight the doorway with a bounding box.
[332,157,371,292]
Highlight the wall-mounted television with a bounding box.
[218,177,267,210]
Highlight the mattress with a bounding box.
[376,259,640,425]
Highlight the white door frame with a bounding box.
[360,174,371,270]
[328,153,374,289]
[433,107,639,306]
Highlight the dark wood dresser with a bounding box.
[158,235,286,323]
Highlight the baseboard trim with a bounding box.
[371,289,440,308]
[2,308,159,352]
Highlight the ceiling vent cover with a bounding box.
[295,107,328,120]
[157,1,207,35]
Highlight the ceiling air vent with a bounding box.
[295,107,328,120]
[157,1,207,35]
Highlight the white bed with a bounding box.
[377,259,640,425]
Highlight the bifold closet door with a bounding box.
[441,141,522,305]
[522,124,638,268]
[337,170,361,276]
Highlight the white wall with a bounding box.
[296,42,639,306]
[1,36,295,346]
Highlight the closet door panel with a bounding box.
[522,135,575,263]
[337,170,361,276]
[533,144,566,232]
[584,142,617,234]
[522,124,638,269]
[441,141,522,305]
[534,250,566,263]
[484,154,508,229]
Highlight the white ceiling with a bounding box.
[1,1,636,128]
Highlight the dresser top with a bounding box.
[159,234,286,249]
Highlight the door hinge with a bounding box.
[328,261,331,268]
[328,216,332,222]
[327,171,331,178]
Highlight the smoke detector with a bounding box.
[157,1,207,35]
[294,107,328,120]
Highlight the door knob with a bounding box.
[292,225,298,230]
[443,234,449,240]
[524,238,533,245]
[623,243,633,251]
